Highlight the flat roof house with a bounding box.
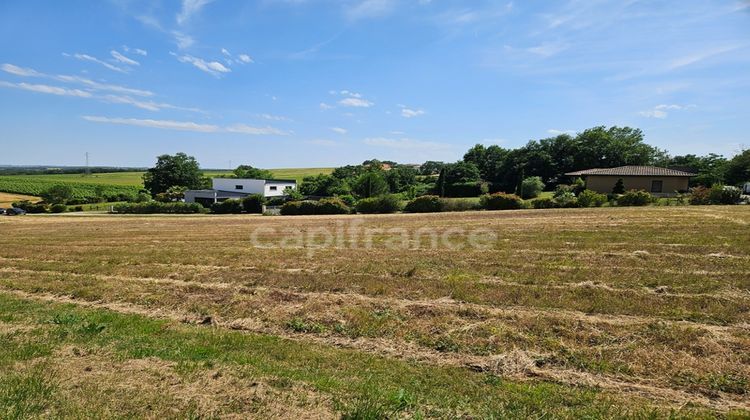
[185,178,297,207]
[565,166,696,197]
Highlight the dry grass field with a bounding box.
[0,192,40,208]
[1,206,749,418]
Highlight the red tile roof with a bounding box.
[565,166,696,177]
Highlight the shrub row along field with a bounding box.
[1,206,749,417]
[0,176,141,203]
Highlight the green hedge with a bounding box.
[480,193,524,210]
[112,202,206,214]
[355,195,402,214]
[404,195,443,213]
[281,198,351,215]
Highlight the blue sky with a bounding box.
[1,0,749,168]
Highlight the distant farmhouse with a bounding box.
[566,166,696,197]
[185,178,296,206]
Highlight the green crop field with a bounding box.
[1,206,748,417]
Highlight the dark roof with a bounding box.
[565,166,696,177]
[263,179,296,183]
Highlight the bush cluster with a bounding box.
[211,199,243,214]
[404,195,443,213]
[112,202,206,214]
[617,190,655,206]
[280,198,352,215]
[355,195,403,214]
[576,190,608,207]
[242,194,266,214]
[480,192,524,210]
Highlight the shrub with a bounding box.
[355,195,403,214]
[12,200,48,213]
[50,203,67,213]
[533,198,558,209]
[709,184,742,205]
[337,194,357,207]
[520,176,545,199]
[210,199,243,214]
[242,194,266,214]
[480,192,523,210]
[443,182,487,198]
[441,198,481,212]
[553,191,579,208]
[73,205,84,212]
[553,184,574,198]
[689,186,710,205]
[317,197,351,214]
[404,195,444,213]
[617,190,655,206]
[280,201,304,216]
[280,199,351,215]
[577,189,607,207]
[612,178,625,194]
[112,202,205,214]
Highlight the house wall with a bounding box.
[264,181,296,197]
[212,178,266,194]
[585,175,689,196]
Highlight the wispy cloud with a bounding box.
[2,63,153,96]
[400,107,425,118]
[0,81,92,97]
[257,113,290,121]
[83,115,289,135]
[331,127,347,134]
[123,46,148,56]
[547,129,575,135]
[0,63,42,77]
[177,0,215,25]
[238,54,253,63]
[70,53,127,73]
[102,95,203,113]
[110,50,140,66]
[173,53,231,77]
[340,97,373,107]
[319,102,333,110]
[639,104,695,119]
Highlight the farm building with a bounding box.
[185,178,296,206]
[565,166,696,197]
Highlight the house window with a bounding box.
[269,186,277,191]
[235,185,243,190]
[651,180,663,193]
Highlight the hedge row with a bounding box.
[112,202,206,214]
[281,198,352,215]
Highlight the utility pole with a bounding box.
[85,152,90,176]
[228,160,232,170]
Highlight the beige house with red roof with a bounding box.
[565,166,696,197]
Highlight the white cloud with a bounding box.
[72,53,126,73]
[101,95,203,113]
[401,108,425,118]
[225,124,290,135]
[110,50,140,66]
[82,116,288,136]
[639,104,694,119]
[221,48,231,56]
[0,81,92,97]
[83,115,218,132]
[331,127,347,134]
[319,102,333,110]
[0,63,42,77]
[238,54,253,63]
[527,42,569,57]
[339,97,373,107]
[123,45,147,56]
[172,31,195,49]
[547,129,575,135]
[174,53,231,76]
[363,137,452,151]
[257,113,290,121]
[177,0,214,25]
[55,75,153,97]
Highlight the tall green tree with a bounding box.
[233,165,274,179]
[725,149,750,186]
[41,185,74,204]
[143,153,207,196]
[353,171,389,198]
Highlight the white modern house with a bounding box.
[185,178,297,206]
